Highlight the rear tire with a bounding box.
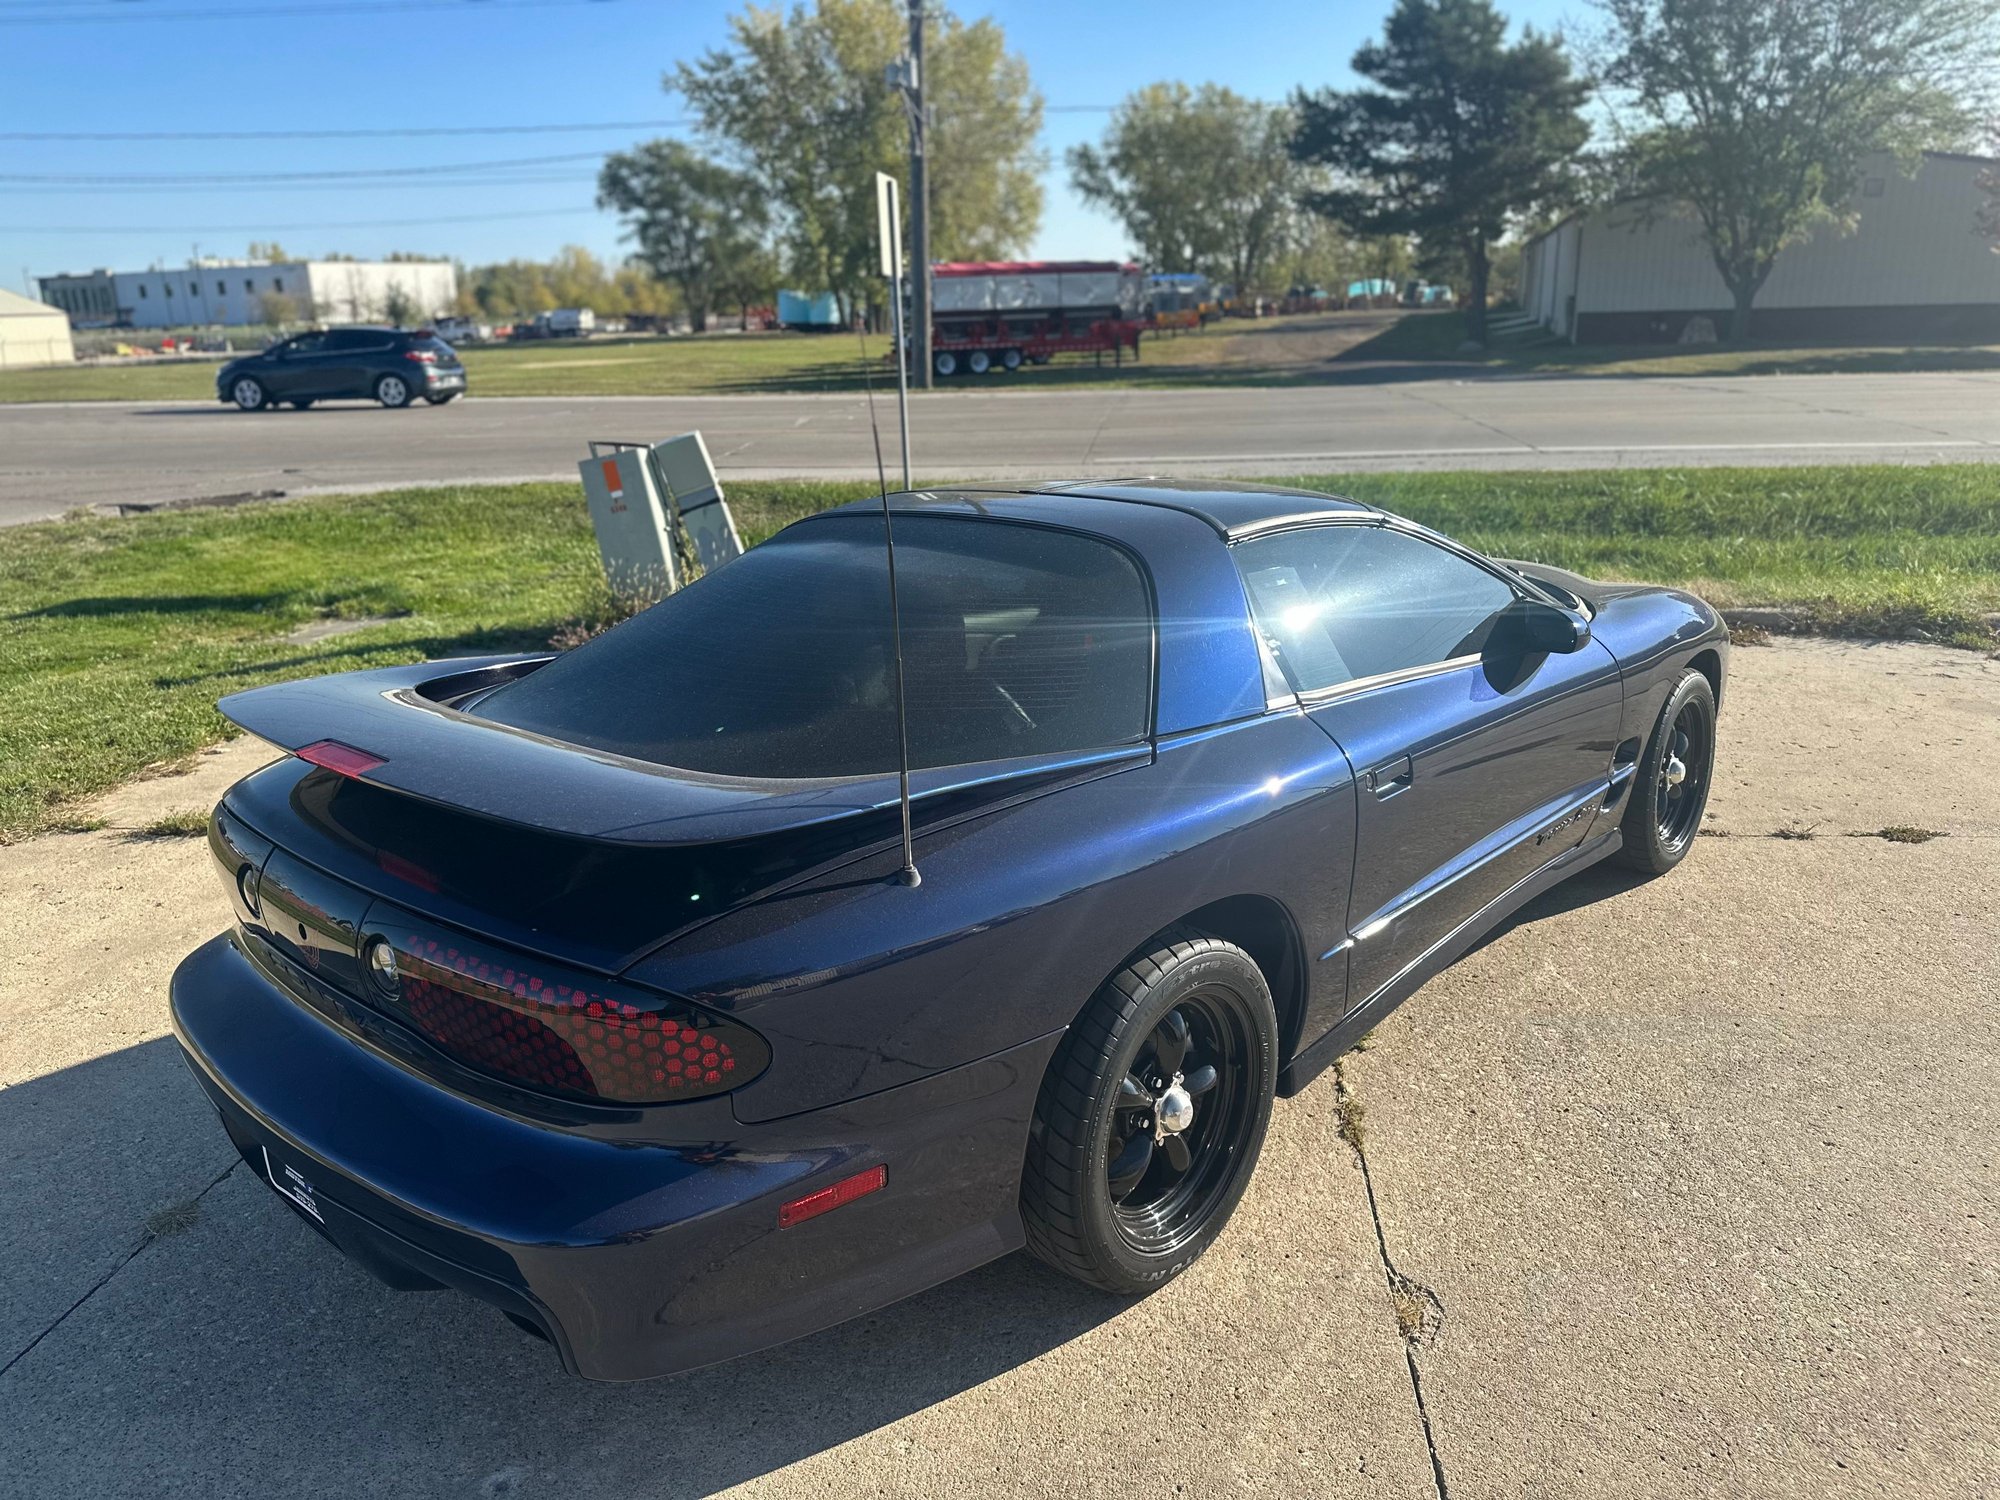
[1618,668,1717,875]
[967,349,992,375]
[288,399,314,410]
[375,373,413,409]
[933,350,958,377]
[424,392,458,405]
[1022,926,1277,1295]
[1001,347,1023,371]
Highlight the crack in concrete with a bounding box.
[1334,1058,1451,1500]
[0,1157,238,1381]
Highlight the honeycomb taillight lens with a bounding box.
[363,919,766,1105]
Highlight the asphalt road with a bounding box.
[5,369,2000,524]
[3,638,1995,1498]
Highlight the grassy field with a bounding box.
[5,312,1998,404]
[3,464,1995,840]
[1347,309,2000,377]
[0,326,1227,404]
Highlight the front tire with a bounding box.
[1022,927,1277,1294]
[375,373,413,409]
[229,377,267,411]
[1618,668,1716,874]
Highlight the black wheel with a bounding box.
[967,349,992,375]
[288,399,314,410]
[933,350,958,377]
[1022,926,1277,1294]
[1000,347,1023,371]
[375,373,413,409]
[424,392,458,405]
[229,376,267,411]
[1619,668,1716,874]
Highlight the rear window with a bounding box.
[476,514,1154,778]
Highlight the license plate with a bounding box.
[434,373,464,387]
[262,1145,324,1223]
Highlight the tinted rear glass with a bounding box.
[476,514,1154,778]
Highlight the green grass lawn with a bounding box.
[1347,309,2000,377]
[0,326,1225,404]
[3,464,1995,840]
[8,312,1995,403]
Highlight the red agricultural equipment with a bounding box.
[925,260,1147,376]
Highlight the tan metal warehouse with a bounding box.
[1521,151,2000,344]
[0,286,76,370]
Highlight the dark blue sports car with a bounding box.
[171,480,1725,1381]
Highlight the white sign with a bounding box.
[875,171,903,280]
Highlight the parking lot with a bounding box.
[1,635,1993,1498]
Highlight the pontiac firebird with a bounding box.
[170,480,1725,1381]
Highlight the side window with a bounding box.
[286,332,327,356]
[1234,524,1518,694]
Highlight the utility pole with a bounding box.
[907,0,932,389]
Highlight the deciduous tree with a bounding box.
[598,141,772,332]
[1291,0,1589,345]
[674,0,1042,320]
[1591,0,2000,340]
[1068,84,1307,293]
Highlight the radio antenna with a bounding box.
[855,319,921,888]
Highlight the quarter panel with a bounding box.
[629,713,1359,1123]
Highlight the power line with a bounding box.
[0,109,1118,145]
[0,151,607,184]
[0,174,595,195]
[0,119,694,142]
[5,205,601,232]
[0,0,632,24]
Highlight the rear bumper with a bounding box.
[171,932,1055,1381]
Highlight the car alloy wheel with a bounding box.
[1022,926,1276,1293]
[1619,667,1716,874]
[231,377,266,411]
[376,374,412,408]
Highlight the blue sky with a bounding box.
[0,0,1574,292]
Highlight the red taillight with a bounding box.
[403,348,438,363]
[779,1165,887,1229]
[295,739,386,778]
[366,918,768,1105]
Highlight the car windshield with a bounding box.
[475,513,1155,779]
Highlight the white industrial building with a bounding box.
[1521,151,2000,344]
[36,258,457,330]
[0,286,76,368]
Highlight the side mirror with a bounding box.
[1493,598,1591,656]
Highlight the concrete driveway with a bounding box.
[1,639,1994,1498]
[5,369,2000,524]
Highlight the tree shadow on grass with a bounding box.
[11,592,296,622]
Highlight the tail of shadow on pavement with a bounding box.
[0,1033,1123,1497]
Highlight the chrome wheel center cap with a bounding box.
[1663,755,1687,788]
[1156,1083,1195,1136]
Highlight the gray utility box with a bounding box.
[576,432,746,604]
[651,431,744,575]
[578,445,681,602]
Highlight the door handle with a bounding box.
[1363,754,1413,799]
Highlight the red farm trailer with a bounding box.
[925,260,1147,376]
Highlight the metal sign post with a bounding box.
[875,171,912,490]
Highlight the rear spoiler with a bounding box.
[217,656,895,846]
[218,657,1144,849]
